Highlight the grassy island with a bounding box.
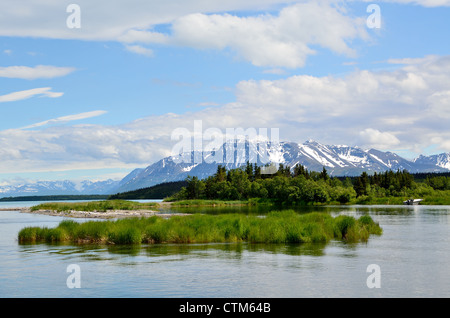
[18,211,382,245]
[30,200,159,213]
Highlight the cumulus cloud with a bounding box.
[0,1,363,69]
[0,65,75,80]
[0,87,63,103]
[1,0,446,40]
[358,128,401,149]
[126,2,368,68]
[0,1,446,69]
[0,0,300,40]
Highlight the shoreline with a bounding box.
[19,207,189,219]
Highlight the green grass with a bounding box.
[29,200,159,213]
[18,211,382,245]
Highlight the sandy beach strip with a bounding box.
[18,207,189,219]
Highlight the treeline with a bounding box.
[170,163,353,204]
[168,163,450,205]
[109,181,188,200]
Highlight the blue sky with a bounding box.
[0,0,449,183]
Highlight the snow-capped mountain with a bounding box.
[115,140,450,193]
[292,140,420,175]
[0,179,120,198]
[413,153,450,170]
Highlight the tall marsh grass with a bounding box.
[18,211,382,245]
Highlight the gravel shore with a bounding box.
[19,207,189,219]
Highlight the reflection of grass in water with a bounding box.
[18,211,382,245]
[165,204,333,216]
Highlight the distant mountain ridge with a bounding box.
[1,139,449,198]
[413,153,450,170]
[0,179,120,199]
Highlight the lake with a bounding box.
[0,201,449,298]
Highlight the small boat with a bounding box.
[403,199,423,205]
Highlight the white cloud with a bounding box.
[0,0,447,41]
[0,0,447,70]
[125,45,154,57]
[426,90,450,118]
[21,110,108,129]
[220,54,450,152]
[358,128,400,149]
[386,55,439,65]
[0,87,63,103]
[118,29,169,44]
[157,2,368,68]
[1,1,446,69]
[0,65,75,80]
[0,0,300,40]
[0,1,368,68]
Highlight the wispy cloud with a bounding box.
[125,45,154,57]
[21,110,108,129]
[0,65,75,80]
[385,55,439,65]
[0,87,63,103]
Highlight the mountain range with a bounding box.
[0,179,120,198]
[1,140,449,198]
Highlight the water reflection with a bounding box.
[158,204,335,215]
[161,203,434,217]
[18,240,330,261]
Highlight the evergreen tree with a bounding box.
[253,163,261,180]
[320,167,329,181]
[215,165,227,182]
[293,163,309,178]
[245,161,254,181]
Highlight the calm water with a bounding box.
[0,201,449,298]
